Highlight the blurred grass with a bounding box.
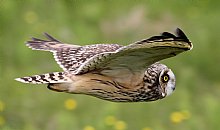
[1,0,220,130]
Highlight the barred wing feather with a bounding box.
[26,33,122,72]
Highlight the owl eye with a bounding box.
[162,74,169,82]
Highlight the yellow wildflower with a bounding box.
[64,98,77,110]
[83,125,95,130]
[105,115,117,126]
[170,111,184,123]
[114,120,127,130]
[170,110,191,124]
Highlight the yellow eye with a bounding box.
[163,75,169,82]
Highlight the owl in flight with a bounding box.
[16,28,193,102]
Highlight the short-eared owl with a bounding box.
[16,28,193,102]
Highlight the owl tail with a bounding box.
[15,72,71,84]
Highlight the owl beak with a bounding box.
[161,90,167,98]
[162,92,166,97]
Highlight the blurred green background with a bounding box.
[1,0,220,130]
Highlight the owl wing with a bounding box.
[75,28,193,83]
[26,33,122,72]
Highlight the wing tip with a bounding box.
[25,33,62,51]
[175,28,193,50]
[175,28,190,42]
[135,28,193,50]
[151,28,193,50]
[43,33,60,42]
[147,28,191,42]
[26,33,60,44]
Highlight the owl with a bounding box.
[15,28,193,102]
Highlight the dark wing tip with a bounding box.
[27,33,59,42]
[161,32,176,38]
[43,33,60,42]
[175,28,191,43]
[26,33,61,45]
[30,37,45,42]
[146,31,177,42]
[25,33,62,51]
[145,28,191,43]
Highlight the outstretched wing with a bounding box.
[75,28,193,83]
[26,33,122,72]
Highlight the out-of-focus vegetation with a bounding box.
[0,0,220,130]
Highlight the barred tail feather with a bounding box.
[15,72,71,84]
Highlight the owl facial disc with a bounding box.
[159,69,176,97]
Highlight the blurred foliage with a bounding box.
[0,0,220,130]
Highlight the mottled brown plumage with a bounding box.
[16,28,192,102]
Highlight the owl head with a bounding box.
[143,63,176,101]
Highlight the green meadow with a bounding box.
[0,0,220,130]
